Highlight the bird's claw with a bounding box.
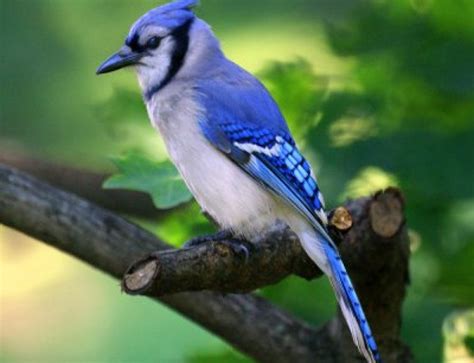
[221,239,252,263]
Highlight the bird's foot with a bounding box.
[221,238,252,262]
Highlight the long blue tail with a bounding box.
[323,241,381,363]
[297,228,381,363]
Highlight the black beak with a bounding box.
[96,46,142,75]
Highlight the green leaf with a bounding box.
[103,152,193,209]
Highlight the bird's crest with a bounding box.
[129,0,199,38]
[155,0,199,14]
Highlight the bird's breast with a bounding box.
[146,92,281,239]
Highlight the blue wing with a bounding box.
[196,75,330,241]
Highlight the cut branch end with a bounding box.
[370,187,405,238]
[123,257,160,294]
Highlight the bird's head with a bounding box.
[97,0,200,95]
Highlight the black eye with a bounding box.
[146,36,161,49]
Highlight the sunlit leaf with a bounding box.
[103,152,193,209]
[443,310,474,363]
[341,166,398,200]
[329,116,378,147]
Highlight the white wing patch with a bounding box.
[234,136,283,157]
[316,207,328,225]
[234,136,329,226]
[318,191,326,208]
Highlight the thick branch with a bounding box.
[122,204,356,296]
[0,164,330,362]
[0,150,177,218]
[123,226,320,295]
[121,191,405,298]
[121,188,412,362]
[0,164,412,362]
[122,207,357,295]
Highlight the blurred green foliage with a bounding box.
[1,0,473,362]
[443,310,474,362]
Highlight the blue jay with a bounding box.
[97,1,381,362]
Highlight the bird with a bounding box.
[97,1,381,362]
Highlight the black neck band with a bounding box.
[144,18,194,101]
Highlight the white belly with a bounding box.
[147,91,280,239]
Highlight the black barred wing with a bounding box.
[201,120,329,234]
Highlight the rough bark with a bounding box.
[0,150,174,218]
[0,164,413,363]
[122,225,321,296]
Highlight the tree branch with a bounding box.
[123,226,321,296]
[0,164,412,362]
[0,150,180,218]
[122,208,357,296]
[121,190,407,298]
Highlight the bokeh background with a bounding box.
[1,0,473,362]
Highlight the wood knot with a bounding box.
[329,207,353,231]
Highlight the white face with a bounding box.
[128,25,176,93]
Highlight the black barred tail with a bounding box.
[323,242,381,363]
